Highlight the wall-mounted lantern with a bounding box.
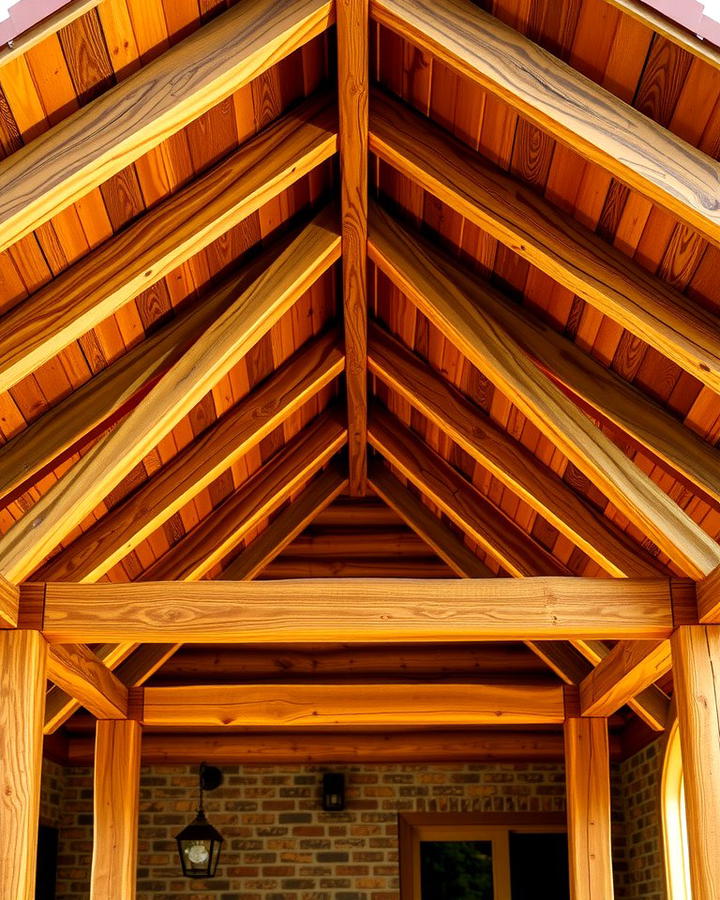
[175,763,224,878]
[322,772,346,811]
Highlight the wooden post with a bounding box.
[0,630,47,900]
[671,625,720,899]
[564,716,614,900]
[90,720,142,900]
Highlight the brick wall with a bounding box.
[38,751,667,899]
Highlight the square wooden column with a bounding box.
[90,719,142,900]
[0,629,47,900]
[564,716,614,900]
[671,625,720,899]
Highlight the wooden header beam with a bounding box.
[0,0,335,251]
[24,577,682,644]
[138,682,565,727]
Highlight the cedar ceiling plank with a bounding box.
[368,203,720,579]
[219,464,348,580]
[370,89,720,397]
[0,0,335,251]
[0,92,338,394]
[0,0,102,70]
[370,0,720,245]
[139,681,566,727]
[137,410,347,581]
[34,329,344,582]
[368,460,493,577]
[36,577,676,644]
[45,642,128,720]
[337,0,369,494]
[370,404,571,577]
[0,205,341,584]
[368,319,665,578]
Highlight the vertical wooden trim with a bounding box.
[91,720,142,900]
[337,0,369,494]
[671,625,720,900]
[564,717,614,900]
[0,630,46,900]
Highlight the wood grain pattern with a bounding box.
[370,404,569,577]
[369,320,663,578]
[337,0,369,494]
[36,330,344,582]
[37,577,676,643]
[140,681,565,727]
[220,465,348,580]
[697,563,720,623]
[0,207,341,583]
[579,639,671,718]
[564,716,614,900]
[90,720,141,900]
[368,203,720,578]
[671,625,720,900]
[0,0,335,250]
[0,0,102,70]
[113,645,182,689]
[370,89,720,396]
[0,630,46,900]
[138,410,347,581]
[66,730,597,765]
[0,94,337,393]
[371,0,720,245]
[46,643,128,720]
[0,574,18,627]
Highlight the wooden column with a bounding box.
[0,630,47,900]
[671,625,720,899]
[90,720,142,900]
[337,0,369,495]
[564,716,614,900]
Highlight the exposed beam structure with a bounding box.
[0,0,335,251]
[368,321,664,578]
[138,411,347,582]
[66,730,613,765]
[0,575,19,628]
[370,0,720,244]
[697,564,720,623]
[368,203,720,579]
[337,0,369,494]
[0,207,341,584]
[370,90,720,397]
[46,643,129,721]
[31,577,679,643]
[112,646,183,690]
[579,641,671,719]
[219,466,348,580]
[138,682,565,727]
[261,558,453,577]
[36,331,344,582]
[0,94,337,395]
[369,405,569,577]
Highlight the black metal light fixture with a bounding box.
[175,763,224,878]
[322,772,346,811]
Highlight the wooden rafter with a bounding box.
[369,405,568,576]
[0,94,337,395]
[368,321,665,579]
[35,330,344,582]
[0,0,335,251]
[0,207,341,584]
[370,0,720,244]
[337,0,369,494]
[31,577,680,643]
[368,203,720,579]
[0,575,19,628]
[370,90,720,396]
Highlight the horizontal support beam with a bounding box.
[579,640,671,719]
[0,0,334,251]
[65,730,622,765]
[138,682,565,727]
[370,0,720,244]
[370,89,720,397]
[46,643,128,720]
[26,577,682,643]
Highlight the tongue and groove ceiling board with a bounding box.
[2,0,720,750]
